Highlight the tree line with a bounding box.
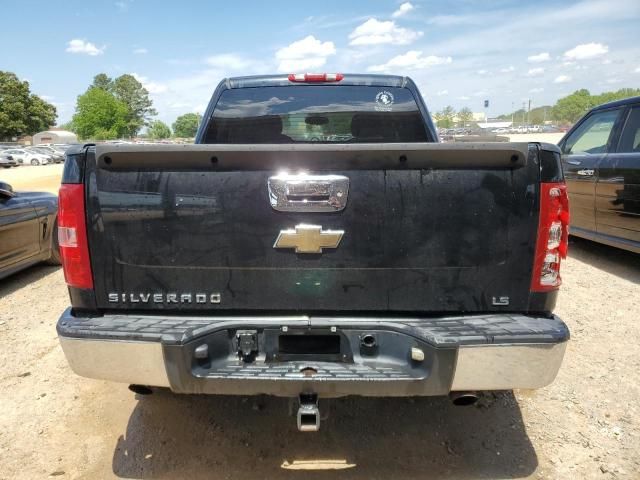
[63,73,202,140]
[433,87,640,129]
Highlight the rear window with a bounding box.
[202,85,430,143]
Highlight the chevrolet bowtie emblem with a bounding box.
[274,224,344,254]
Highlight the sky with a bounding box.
[1,0,639,126]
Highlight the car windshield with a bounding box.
[202,85,430,143]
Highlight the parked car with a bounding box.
[0,181,60,280]
[559,95,640,253]
[2,148,51,165]
[0,154,18,168]
[56,73,570,431]
[27,146,64,164]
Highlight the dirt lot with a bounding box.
[1,163,64,194]
[1,148,639,479]
[1,239,638,480]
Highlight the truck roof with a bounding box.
[226,74,411,89]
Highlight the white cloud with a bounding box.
[392,2,414,18]
[564,42,608,60]
[526,67,545,77]
[457,96,470,101]
[528,52,550,63]
[66,39,104,56]
[367,51,452,72]
[349,18,423,46]
[275,35,336,72]
[529,87,544,93]
[500,66,515,73]
[473,90,487,97]
[477,69,488,75]
[133,48,148,55]
[131,73,168,94]
[634,66,640,73]
[437,89,448,96]
[606,78,621,84]
[554,75,572,83]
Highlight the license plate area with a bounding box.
[266,329,350,362]
[279,334,340,355]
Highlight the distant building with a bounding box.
[32,129,78,145]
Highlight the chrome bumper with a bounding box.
[59,336,567,392]
[451,342,567,390]
[58,309,568,395]
[59,336,170,387]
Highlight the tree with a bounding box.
[91,73,113,92]
[72,87,128,140]
[433,106,456,128]
[172,113,201,138]
[497,105,553,125]
[26,95,57,133]
[148,120,171,139]
[593,88,640,108]
[457,107,473,127]
[552,89,594,124]
[112,74,156,137]
[0,71,57,140]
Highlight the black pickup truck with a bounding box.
[57,74,570,431]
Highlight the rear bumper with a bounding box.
[57,309,569,397]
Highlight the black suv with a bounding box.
[559,96,640,253]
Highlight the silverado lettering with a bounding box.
[107,293,222,304]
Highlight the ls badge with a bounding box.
[274,224,344,254]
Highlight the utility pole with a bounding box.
[522,102,526,126]
[527,99,531,126]
[511,101,514,126]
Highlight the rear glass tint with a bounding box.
[202,85,430,143]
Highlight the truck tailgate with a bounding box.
[86,143,539,313]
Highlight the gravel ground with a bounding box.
[0,237,638,479]
[1,163,64,194]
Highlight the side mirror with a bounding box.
[0,181,15,198]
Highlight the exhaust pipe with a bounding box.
[128,384,153,395]
[297,393,320,432]
[449,391,478,406]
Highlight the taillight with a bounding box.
[288,73,344,82]
[531,182,570,292]
[58,184,93,289]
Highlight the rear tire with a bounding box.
[45,218,61,265]
[31,158,40,166]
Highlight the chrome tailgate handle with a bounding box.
[268,174,349,212]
